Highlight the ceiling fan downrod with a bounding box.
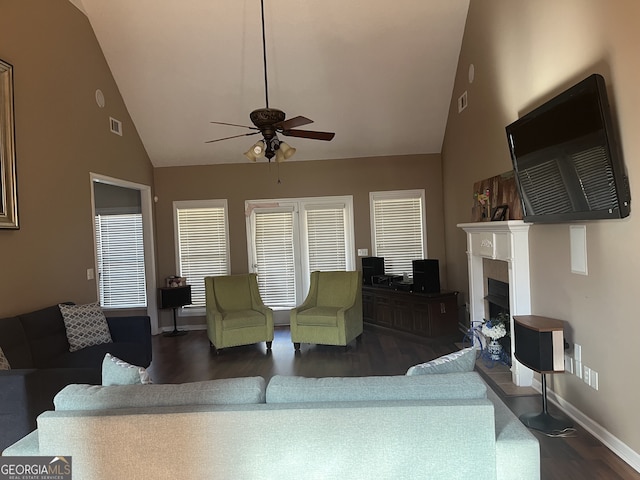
[260,0,269,109]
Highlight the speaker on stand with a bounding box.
[159,285,192,337]
[514,315,573,434]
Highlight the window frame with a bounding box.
[94,210,147,309]
[369,189,427,277]
[246,195,355,308]
[173,199,230,316]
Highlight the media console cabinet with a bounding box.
[362,286,459,338]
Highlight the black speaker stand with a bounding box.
[163,307,188,337]
[519,373,572,434]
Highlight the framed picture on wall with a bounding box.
[0,58,18,229]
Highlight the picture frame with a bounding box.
[0,58,18,229]
[491,204,508,221]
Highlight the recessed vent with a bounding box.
[458,91,468,113]
[109,117,123,136]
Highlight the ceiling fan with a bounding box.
[206,0,335,162]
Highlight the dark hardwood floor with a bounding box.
[147,325,640,480]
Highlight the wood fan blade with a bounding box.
[205,131,261,143]
[281,129,335,141]
[210,121,258,130]
[275,116,313,130]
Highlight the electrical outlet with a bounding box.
[87,268,95,280]
[591,370,599,390]
[574,343,582,362]
[583,365,591,385]
[575,360,583,379]
[564,354,574,374]
[357,248,368,257]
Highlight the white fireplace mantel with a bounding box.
[457,220,533,386]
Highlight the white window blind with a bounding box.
[176,203,229,308]
[305,206,346,272]
[254,210,296,309]
[371,191,426,276]
[95,213,147,308]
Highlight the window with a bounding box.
[304,204,347,272]
[370,190,426,276]
[174,200,230,309]
[252,207,296,308]
[95,213,147,308]
[246,196,354,309]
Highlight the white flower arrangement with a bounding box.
[481,313,509,340]
[481,322,507,340]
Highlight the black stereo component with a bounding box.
[412,259,440,293]
[362,257,384,285]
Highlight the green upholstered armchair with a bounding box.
[290,270,363,351]
[205,274,274,353]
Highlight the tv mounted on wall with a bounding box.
[506,74,630,223]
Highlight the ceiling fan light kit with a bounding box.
[275,142,296,163]
[207,0,335,164]
[244,141,266,162]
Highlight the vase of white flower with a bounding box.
[481,316,508,361]
[487,339,502,360]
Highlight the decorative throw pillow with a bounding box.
[102,353,152,386]
[59,303,113,352]
[0,346,10,370]
[406,347,476,375]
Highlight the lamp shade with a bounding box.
[275,142,296,163]
[244,141,266,161]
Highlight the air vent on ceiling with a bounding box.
[109,117,122,136]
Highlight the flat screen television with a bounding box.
[506,74,630,223]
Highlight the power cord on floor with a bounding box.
[542,427,577,438]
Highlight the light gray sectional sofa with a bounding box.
[3,372,539,480]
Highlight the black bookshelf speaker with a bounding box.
[412,259,440,293]
[362,257,384,285]
[514,316,565,373]
[159,286,192,309]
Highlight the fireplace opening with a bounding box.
[485,278,511,363]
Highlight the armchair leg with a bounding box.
[294,342,301,351]
[266,341,272,351]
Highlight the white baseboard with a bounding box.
[532,379,640,473]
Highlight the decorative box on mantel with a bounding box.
[457,220,534,387]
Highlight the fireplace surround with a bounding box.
[458,220,533,386]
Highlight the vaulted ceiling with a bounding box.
[69,0,469,167]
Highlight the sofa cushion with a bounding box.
[0,347,10,370]
[59,303,113,352]
[265,372,486,403]
[47,342,149,370]
[315,271,357,307]
[222,310,266,328]
[102,353,152,386]
[214,275,253,311]
[18,304,71,368]
[406,347,476,375]
[54,376,267,410]
[296,307,341,326]
[0,315,34,369]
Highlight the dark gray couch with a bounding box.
[0,303,152,450]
